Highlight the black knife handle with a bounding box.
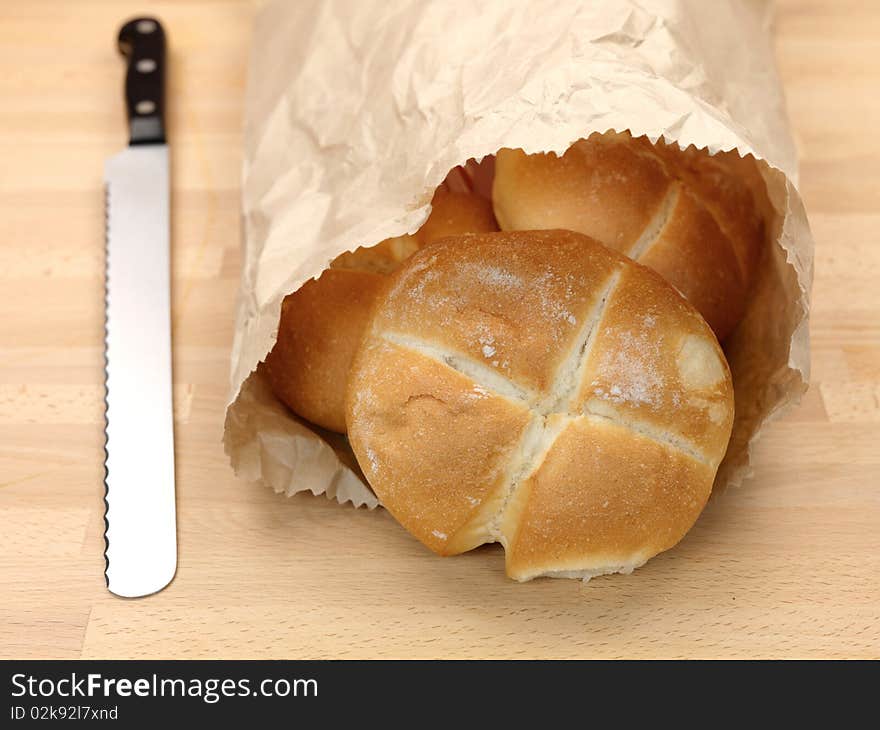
[117,17,167,146]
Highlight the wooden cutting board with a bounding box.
[1,0,877,659]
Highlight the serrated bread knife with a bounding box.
[103,17,177,597]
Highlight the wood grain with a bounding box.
[0,0,878,659]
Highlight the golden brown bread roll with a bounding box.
[265,269,385,433]
[346,230,734,581]
[265,190,498,432]
[415,188,498,245]
[492,132,766,341]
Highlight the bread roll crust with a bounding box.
[346,230,734,581]
[265,269,384,433]
[502,416,716,581]
[637,186,747,341]
[649,138,766,282]
[416,189,498,245]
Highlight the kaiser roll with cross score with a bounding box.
[492,132,767,341]
[264,189,498,433]
[346,229,734,581]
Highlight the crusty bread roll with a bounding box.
[265,269,385,433]
[415,188,498,245]
[492,132,766,341]
[346,230,734,581]
[265,189,498,432]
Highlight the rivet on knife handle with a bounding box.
[118,17,167,146]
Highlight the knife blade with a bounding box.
[103,16,177,598]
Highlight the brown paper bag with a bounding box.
[224,0,813,511]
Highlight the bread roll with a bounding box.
[346,230,734,581]
[265,190,498,432]
[492,132,766,341]
[265,269,385,433]
[415,188,498,245]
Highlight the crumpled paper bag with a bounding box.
[224,0,813,510]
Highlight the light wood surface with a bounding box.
[1,0,878,660]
